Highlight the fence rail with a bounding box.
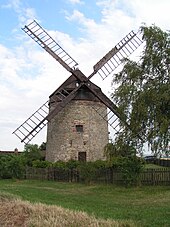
[140,169,170,185]
[155,159,170,167]
[25,167,170,186]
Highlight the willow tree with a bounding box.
[112,25,170,155]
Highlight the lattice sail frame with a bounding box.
[89,30,143,139]
[89,30,143,80]
[13,20,144,144]
[22,20,78,72]
[13,101,49,144]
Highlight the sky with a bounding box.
[0,0,170,151]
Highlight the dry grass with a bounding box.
[0,193,136,227]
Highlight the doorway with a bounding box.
[78,152,86,162]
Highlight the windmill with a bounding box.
[13,20,143,162]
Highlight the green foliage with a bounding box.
[66,159,79,169]
[0,141,143,186]
[104,143,119,161]
[112,25,170,155]
[119,156,145,186]
[32,160,52,168]
[7,155,26,179]
[103,147,144,186]
[104,140,144,185]
[0,155,11,179]
[30,148,144,186]
[0,143,143,187]
[23,144,44,166]
[109,156,123,169]
[104,140,137,162]
[0,143,46,179]
[0,155,25,179]
[39,142,46,151]
[93,160,108,169]
[52,161,68,170]
[78,162,97,184]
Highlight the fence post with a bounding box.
[24,166,26,179]
[110,168,113,184]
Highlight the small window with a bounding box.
[76,124,83,132]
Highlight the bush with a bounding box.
[32,160,52,168]
[119,156,144,186]
[52,161,68,170]
[93,160,108,169]
[0,155,25,179]
[0,155,11,179]
[0,143,46,179]
[66,160,80,169]
[78,162,97,184]
[23,144,43,166]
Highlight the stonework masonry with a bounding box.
[46,100,109,162]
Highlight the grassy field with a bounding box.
[145,163,170,169]
[0,179,169,227]
[0,192,134,227]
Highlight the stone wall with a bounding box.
[46,100,109,162]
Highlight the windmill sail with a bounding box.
[88,30,143,80]
[13,84,82,144]
[13,20,144,145]
[13,101,49,144]
[22,20,78,72]
[91,106,123,133]
[86,84,143,141]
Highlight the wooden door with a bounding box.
[78,152,86,162]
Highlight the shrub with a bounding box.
[66,159,79,169]
[23,144,44,166]
[93,160,108,169]
[0,155,25,179]
[32,160,52,168]
[0,155,11,179]
[78,162,97,184]
[52,161,68,170]
[119,156,144,186]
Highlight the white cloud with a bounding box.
[1,0,20,9]
[2,0,38,25]
[0,37,70,150]
[65,0,170,71]
[68,0,84,4]
[98,0,170,30]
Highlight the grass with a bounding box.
[145,163,170,169]
[0,192,134,227]
[0,179,170,227]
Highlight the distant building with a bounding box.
[0,148,22,155]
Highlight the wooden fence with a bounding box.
[25,167,170,186]
[155,159,170,167]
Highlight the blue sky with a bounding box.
[0,0,170,151]
[0,0,102,46]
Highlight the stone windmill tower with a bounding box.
[13,20,143,162]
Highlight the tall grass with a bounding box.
[0,192,136,227]
[0,179,170,226]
